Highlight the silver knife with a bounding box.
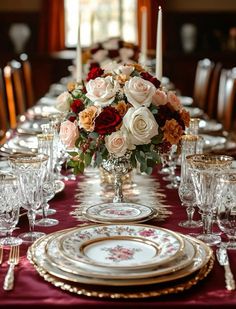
[216,246,236,291]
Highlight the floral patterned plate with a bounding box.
[44,230,196,279]
[59,224,184,271]
[83,202,155,223]
[28,228,213,287]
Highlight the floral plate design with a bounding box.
[59,224,184,271]
[83,202,155,223]
[27,227,213,288]
[44,230,196,280]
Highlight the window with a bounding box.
[64,0,137,47]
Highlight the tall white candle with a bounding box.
[155,6,162,81]
[140,6,147,65]
[76,10,82,82]
[90,12,95,45]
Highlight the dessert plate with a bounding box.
[83,202,155,223]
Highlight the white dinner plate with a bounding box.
[185,107,204,118]
[178,96,193,106]
[200,134,226,148]
[199,120,223,132]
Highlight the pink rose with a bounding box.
[152,89,168,106]
[167,91,182,111]
[59,120,79,149]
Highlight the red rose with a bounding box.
[86,67,104,81]
[140,72,161,88]
[71,99,84,114]
[68,116,76,122]
[89,62,100,70]
[94,106,122,135]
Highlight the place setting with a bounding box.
[27,223,214,298]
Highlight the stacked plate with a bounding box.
[28,224,214,298]
[82,202,157,223]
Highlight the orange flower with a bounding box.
[115,74,130,84]
[67,82,77,92]
[79,106,98,132]
[180,109,190,127]
[127,63,145,72]
[162,119,183,145]
[114,100,130,117]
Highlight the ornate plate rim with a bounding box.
[44,231,196,280]
[59,224,184,270]
[83,202,156,223]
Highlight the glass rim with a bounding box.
[186,154,234,164]
[181,134,203,142]
[9,153,49,164]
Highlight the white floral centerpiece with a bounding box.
[82,37,140,70]
[57,62,190,175]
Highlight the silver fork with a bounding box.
[3,246,20,291]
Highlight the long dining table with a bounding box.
[0,163,236,309]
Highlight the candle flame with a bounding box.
[158,6,162,10]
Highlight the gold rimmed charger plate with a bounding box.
[27,230,214,298]
[43,231,196,280]
[82,202,156,224]
[58,224,184,271]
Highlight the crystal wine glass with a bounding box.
[0,173,22,246]
[9,153,48,243]
[216,171,236,249]
[178,135,203,228]
[187,154,233,246]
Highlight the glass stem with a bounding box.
[201,211,212,235]
[186,205,194,223]
[28,209,36,232]
[113,173,123,203]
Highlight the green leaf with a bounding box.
[84,152,92,166]
[145,166,153,175]
[68,151,78,157]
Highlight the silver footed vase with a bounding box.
[102,152,132,203]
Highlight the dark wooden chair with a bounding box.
[207,62,222,119]
[0,68,9,143]
[19,53,35,108]
[217,68,236,131]
[193,58,215,111]
[3,65,18,129]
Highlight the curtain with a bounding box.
[38,0,65,53]
[137,0,165,53]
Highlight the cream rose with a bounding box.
[119,47,134,61]
[152,89,168,106]
[56,91,71,112]
[116,65,134,76]
[86,76,120,107]
[59,120,79,149]
[122,106,159,145]
[105,129,135,157]
[124,76,156,108]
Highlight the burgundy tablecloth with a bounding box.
[1,172,236,309]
